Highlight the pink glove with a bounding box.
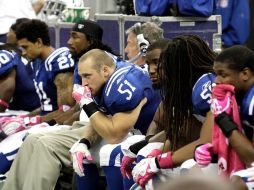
[132,152,173,188]
[70,139,93,177]
[120,135,147,179]
[1,117,26,136]
[72,85,93,108]
[0,115,41,136]
[121,155,136,179]
[194,143,213,167]
[211,84,234,116]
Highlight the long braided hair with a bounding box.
[158,35,216,151]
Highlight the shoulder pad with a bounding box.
[0,50,16,76]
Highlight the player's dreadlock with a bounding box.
[158,35,216,151]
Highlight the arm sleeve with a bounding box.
[0,50,16,76]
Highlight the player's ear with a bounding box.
[240,67,251,81]
[35,38,43,48]
[102,65,110,77]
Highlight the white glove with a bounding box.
[72,85,93,108]
[70,139,93,176]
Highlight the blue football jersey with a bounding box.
[192,73,216,117]
[73,63,82,86]
[0,50,15,76]
[33,47,74,115]
[241,85,254,128]
[0,50,40,111]
[10,53,40,111]
[95,60,159,134]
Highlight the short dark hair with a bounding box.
[16,19,51,46]
[147,38,171,52]
[215,45,254,72]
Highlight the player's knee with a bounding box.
[33,137,53,153]
[24,133,42,144]
[100,144,122,167]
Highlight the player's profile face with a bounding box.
[124,32,139,60]
[17,38,39,60]
[78,59,105,96]
[213,61,242,91]
[67,31,90,55]
[146,48,161,87]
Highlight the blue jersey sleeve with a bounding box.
[45,47,74,76]
[192,73,216,116]
[104,64,152,114]
[241,86,254,127]
[73,63,82,85]
[0,50,16,76]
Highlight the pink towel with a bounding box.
[211,84,245,177]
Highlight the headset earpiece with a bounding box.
[135,23,149,55]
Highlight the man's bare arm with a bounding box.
[0,69,16,112]
[32,0,45,14]
[89,98,147,144]
[171,111,213,166]
[40,72,75,122]
[228,130,254,167]
[81,124,101,146]
[54,72,75,106]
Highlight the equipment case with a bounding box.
[48,14,222,58]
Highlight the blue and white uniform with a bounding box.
[0,48,74,175]
[192,73,216,121]
[135,73,216,161]
[223,85,254,190]
[0,50,40,111]
[240,85,254,128]
[33,47,74,115]
[73,63,82,87]
[77,56,159,190]
[96,60,158,134]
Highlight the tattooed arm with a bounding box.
[40,72,76,122]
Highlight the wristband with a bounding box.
[82,102,99,117]
[155,157,161,169]
[129,139,149,155]
[79,138,91,149]
[215,112,238,137]
[58,105,71,112]
[145,135,155,141]
[46,119,57,126]
[0,99,9,108]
